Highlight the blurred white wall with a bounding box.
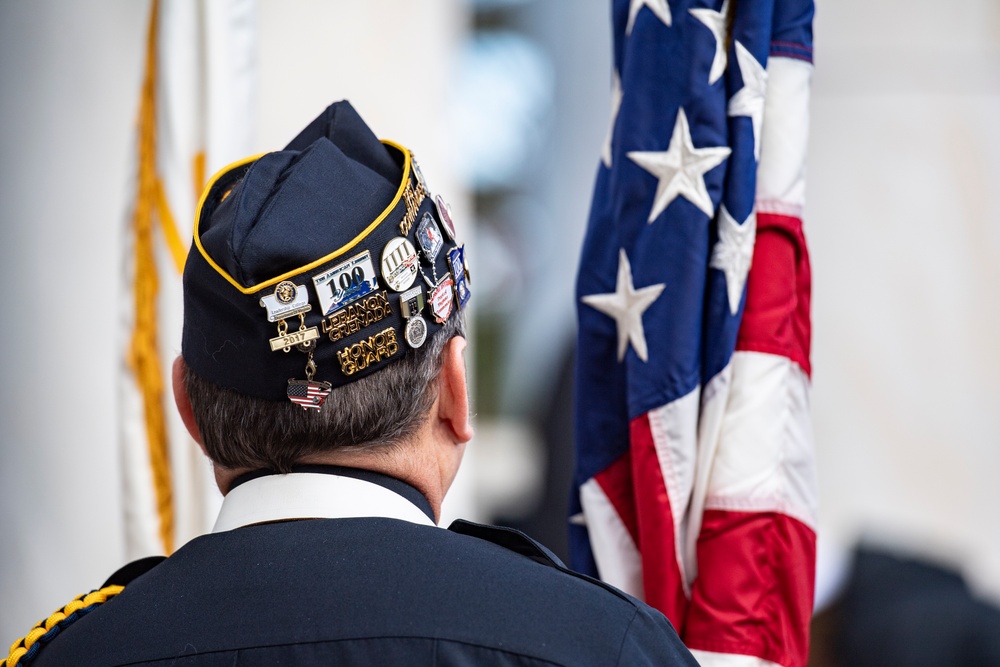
[0,0,144,643]
[0,0,468,643]
[809,0,1000,600]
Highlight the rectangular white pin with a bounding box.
[312,250,378,316]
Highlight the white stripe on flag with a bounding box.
[685,363,733,585]
[579,478,644,600]
[756,57,813,218]
[647,387,700,590]
[703,351,818,529]
[690,649,785,667]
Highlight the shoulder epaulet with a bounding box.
[5,556,165,667]
[448,519,640,605]
[448,519,565,568]
[101,555,167,588]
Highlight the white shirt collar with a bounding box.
[212,472,438,533]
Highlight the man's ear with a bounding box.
[172,356,204,447]
[437,336,474,445]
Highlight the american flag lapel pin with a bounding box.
[286,353,332,410]
[286,379,332,410]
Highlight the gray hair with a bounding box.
[184,315,465,472]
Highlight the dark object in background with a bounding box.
[810,547,1000,667]
[499,340,575,564]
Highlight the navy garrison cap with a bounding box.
[182,101,469,406]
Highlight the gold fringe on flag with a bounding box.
[126,0,174,555]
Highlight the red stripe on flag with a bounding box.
[594,452,639,546]
[629,413,688,627]
[737,212,812,377]
[683,509,816,667]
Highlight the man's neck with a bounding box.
[212,433,450,523]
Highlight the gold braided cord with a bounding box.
[192,151,207,212]
[126,0,174,555]
[154,177,188,276]
[5,586,125,667]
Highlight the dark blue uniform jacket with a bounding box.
[33,470,697,666]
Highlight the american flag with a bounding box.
[287,380,332,410]
[572,1,817,666]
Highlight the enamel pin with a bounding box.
[287,353,331,410]
[416,212,444,263]
[287,379,333,410]
[260,281,311,322]
[399,178,427,236]
[448,245,471,311]
[434,195,457,241]
[405,316,428,349]
[399,285,428,349]
[261,281,320,353]
[312,250,378,317]
[336,327,399,375]
[380,237,419,292]
[429,275,455,323]
[269,324,320,353]
[321,290,393,343]
[399,286,425,319]
[411,155,429,192]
